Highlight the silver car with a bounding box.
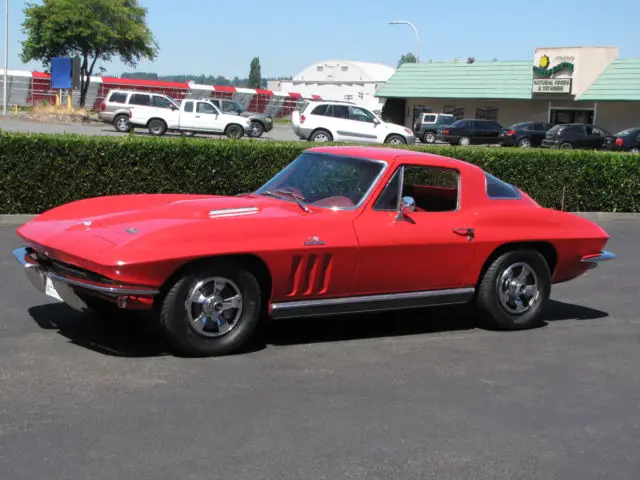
[98,90,180,132]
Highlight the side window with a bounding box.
[196,102,217,114]
[222,101,241,113]
[329,104,349,119]
[183,101,194,113]
[209,99,220,108]
[350,106,375,122]
[152,95,174,109]
[311,104,328,116]
[374,165,459,212]
[485,173,521,199]
[108,92,127,103]
[423,114,436,123]
[128,94,151,106]
[591,127,604,136]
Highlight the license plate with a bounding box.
[45,276,63,302]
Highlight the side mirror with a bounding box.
[373,118,381,125]
[396,196,416,221]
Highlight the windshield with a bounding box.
[255,152,386,209]
[615,128,640,136]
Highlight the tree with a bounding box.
[248,57,261,89]
[20,0,159,107]
[397,53,417,68]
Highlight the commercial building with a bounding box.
[376,46,640,133]
[270,60,396,112]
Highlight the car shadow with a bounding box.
[28,299,609,358]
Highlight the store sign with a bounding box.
[532,78,572,93]
[533,54,575,77]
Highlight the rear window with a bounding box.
[311,104,328,116]
[439,115,456,125]
[108,92,127,103]
[485,173,521,199]
[450,120,467,128]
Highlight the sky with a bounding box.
[3,0,640,79]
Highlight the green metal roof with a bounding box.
[375,61,534,100]
[578,59,640,101]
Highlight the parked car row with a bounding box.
[412,113,640,153]
[98,89,273,138]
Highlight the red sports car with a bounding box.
[13,146,615,356]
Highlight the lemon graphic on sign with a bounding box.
[539,55,550,69]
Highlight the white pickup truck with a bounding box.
[128,98,252,139]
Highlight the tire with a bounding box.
[385,134,407,145]
[475,249,551,330]
[518,137,532,148]
[459,136,471,146]
[113,114,131,133]
[310,129,332,142]
[249,121,264,137]
[630,147,640,154]
[559,142,572,149]
[423,131,436,144]
[159,261,262,357]
[148,119,167,136]
[225,124,244,139]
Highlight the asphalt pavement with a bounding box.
[1,218,639,479]
[0,116,301,142]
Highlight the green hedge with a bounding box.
[0,132,639,214]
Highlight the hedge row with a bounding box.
[0,132,639,214]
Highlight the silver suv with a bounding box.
[98,90,179,132]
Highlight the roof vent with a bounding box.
[467,57,475,64]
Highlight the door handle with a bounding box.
[453,227,475,241]
[195,115,201,118]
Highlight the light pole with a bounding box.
[2,0,7,115]
[389,20,419,63]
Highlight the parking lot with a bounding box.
[0,117,301,142]
[1,216,638,479]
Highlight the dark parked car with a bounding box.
[609,127,640,153]
[541,123,615,150]
[207,98,273,138]
[498,121,554,148]
[435,119,503,146]
[413,113,457,143]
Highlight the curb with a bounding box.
[0,212,638,227]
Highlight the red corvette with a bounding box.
[13,146,615,356]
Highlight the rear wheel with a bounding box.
[310,129,332,142]
[560,142,573,149]
[423,131,436,144]
[475,249,551,330]
[225,124,244,139]
[113,114,131,133]
[459,136,471,146]
[159,261,262,357]
[518,137,532,148]
[148,119,167,136]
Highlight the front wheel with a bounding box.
[159,262,262,357]
[113,114,131,133]
[249,121,264,137]
[148,119,167,136]
[559,142,573,149]
[225,124,244,139]
[475,249,551,330]
[385,134,407,145]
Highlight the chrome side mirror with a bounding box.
[396,196,416,220]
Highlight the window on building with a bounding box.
[374,165,460,212]
[316,66,324,71]
[475,106,499,121]
[341,66,348,72]
[443,105,465,119]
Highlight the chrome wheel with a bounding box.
[518,138,531,148]
[185,277,243,338]
[115,115,130,132]
[424,132,435,143]
[459,136,470,146]
[630,148,640,154]
[497,262,539,315]
[390,137,403,144]
[313,132,330,142]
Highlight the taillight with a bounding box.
[443,129,450,135]
[615,137,623,146]
[100,102,106,111]
[128,110,132,118]
[300,115,306,124]
[505,129,516,136]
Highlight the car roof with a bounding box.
[307,146,483,173]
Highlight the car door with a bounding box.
[179,100,198,129]
[343,106,380,143]
[324,104,353,142]
[484,121,503,144]
[351,160,479,295]
[191,101,225,132]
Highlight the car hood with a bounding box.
[16,194,316,265]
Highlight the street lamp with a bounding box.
[389,20,420,63]
[3,0,8,115]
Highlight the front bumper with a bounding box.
[13,247,159,311]
[406,135,417,145]
[580,250,616,269]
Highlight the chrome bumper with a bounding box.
[13,247,159,311]
[580,250,616,269]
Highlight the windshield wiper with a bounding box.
[260,189,310,212]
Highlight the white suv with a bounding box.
[291,101,416,145]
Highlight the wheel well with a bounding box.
[476,241,558,287]
[153,254,273,312]
[146,118,166,127]
[113,113,128,122]
[384,133,404,142]
[225,123,243,132]
[250,119,265,127]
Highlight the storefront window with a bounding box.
[550,109,594,125]
[476,106,499,121]
[443,105,465,119]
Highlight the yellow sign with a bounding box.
[539,55,550,69]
